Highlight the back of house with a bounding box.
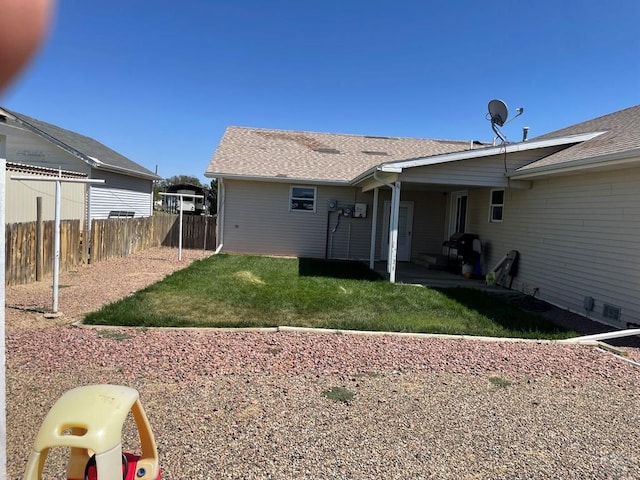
[205,105,640,330]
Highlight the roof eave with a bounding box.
[205,172,350,186]
[349,132,604,186]
[93,163,160,181]
[381,131,605,170]
[510,148,640,179]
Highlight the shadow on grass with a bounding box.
[434,287,573,337]
[298,258,383,281]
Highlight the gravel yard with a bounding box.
[5,247,640,479]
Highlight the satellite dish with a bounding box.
[488,99,509,127]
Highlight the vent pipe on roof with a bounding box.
[522,127,530,142]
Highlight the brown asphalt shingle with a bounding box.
[518,104,640,171]
[205,126,472,182]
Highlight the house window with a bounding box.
[290,186,316,212]
[489,189,504,222]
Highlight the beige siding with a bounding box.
[6,168,86,224]
[222,180,374,259]
[370,189,447,261]
[399,148,561,187]
[467,166,640,327]
[401,190,447,259]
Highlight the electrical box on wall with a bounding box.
[327,199,337,212]
[354,203,367,218]
[342,205,354,217]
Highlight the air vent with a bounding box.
[314,148,340,154]
[362,150,389,156]
[602,303,621,321]
[363,135,396,140]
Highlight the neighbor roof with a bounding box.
[1,107,160,180]
[515,104,640,173]
[205,126,473,183]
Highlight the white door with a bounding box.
[381,201,414,262]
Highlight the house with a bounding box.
[0,107,161,228]
[205,105,640,329]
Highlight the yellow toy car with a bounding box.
[22,384,162,480]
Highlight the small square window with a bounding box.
[290,186,316,212]
[489,189,504,223]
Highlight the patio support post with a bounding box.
[388,181,401,283]
[369,187,379,269]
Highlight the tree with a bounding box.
[161,175,203,187]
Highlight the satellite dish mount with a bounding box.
[487,99,525,144]
[488,99,509,144]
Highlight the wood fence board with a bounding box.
[5,220,81,286]
[6,215,215,285]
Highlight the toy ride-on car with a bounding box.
[22,384,161,480]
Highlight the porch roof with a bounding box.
[350,132,602,188]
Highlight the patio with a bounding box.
[374,261,499,290]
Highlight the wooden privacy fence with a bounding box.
[90,214,216,263]
[5,220,81,286]
[5,214,215,286]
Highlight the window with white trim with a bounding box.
[489,189,504,222]
[290,186,316,212]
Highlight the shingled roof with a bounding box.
[517,104,640,172]
[206,126,473,183]
[1,107,160,180]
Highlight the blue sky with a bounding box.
[3,0,639,184]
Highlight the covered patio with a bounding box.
[374,261,501,291]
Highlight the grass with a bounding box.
[84,254,575,339]
[489,376,512,388]
[322,386,356,403]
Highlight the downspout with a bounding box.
[373,171,400,283]
[214,178,225,254]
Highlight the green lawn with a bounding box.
[84,254,574,339]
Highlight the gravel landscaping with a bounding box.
[5,247,640,479]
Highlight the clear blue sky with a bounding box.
[4,0,639,184]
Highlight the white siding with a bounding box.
[467,165,640,327]
[222,180,374,259]
[89,170,153,220]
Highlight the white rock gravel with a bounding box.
[5,248,640,479]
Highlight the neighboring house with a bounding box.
[205,105,640,329]
[0,107,161,228]
[5,162,87,224]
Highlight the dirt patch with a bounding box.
[5,247,210,332]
